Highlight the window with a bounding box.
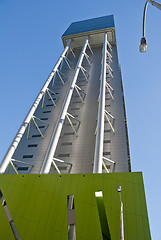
[104,130,110,133]
[38,126,45,129]
[104,140,110,143]
[40,118,48,121]
[61,142,72,146]
[43,110,51,113]
[17,167,29,171]
[32,134,41,138]
[28,144,37,147]
[46,104,54,107]
[49,98,56,101]
[23,155,33,158]
[103,152,110,156]
[67,195,76,238]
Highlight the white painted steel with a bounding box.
[104,110,114,119]
[121,202,124,240]
[0,40,72,174]
[106,39,112,51]
[102,156,115,164]
[106,50,112,62]
[93,33,107,173]
[41,37,89,174]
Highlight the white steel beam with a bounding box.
[93,33,107,173]
[0,40,72,174]
[40,37,89,174]
[106,39,112,51]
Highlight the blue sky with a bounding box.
[0,0,161,238]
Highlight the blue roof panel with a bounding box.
[62,15,114,37]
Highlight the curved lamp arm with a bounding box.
[140,0,161,52]
[150,0,161,10]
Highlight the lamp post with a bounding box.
[116,186,124,240]
[140,0,161,52]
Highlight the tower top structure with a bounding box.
[62,15,116,48]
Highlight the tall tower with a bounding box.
[0,16,151,240]
[0,15,131,175]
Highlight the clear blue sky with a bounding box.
[0,0,161,239]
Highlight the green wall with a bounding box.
[0,172,151,239]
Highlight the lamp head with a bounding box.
[116,186,121,192]
[140,37,148,52]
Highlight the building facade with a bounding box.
[0,15,151,240]
[0,15,131,175]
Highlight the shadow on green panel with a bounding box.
[95,191,111,240]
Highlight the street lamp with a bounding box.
[140,0,161,52]
[116,186,124,240]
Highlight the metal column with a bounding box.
[93,33,107,173]
[40,37,89,174]
[0,40,72,174]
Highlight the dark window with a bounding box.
[17,167,29,171]
[104,129,110,133]
[23,155,33,158]
[28,144,37,147]
[32,134,41,138]
[103,152,110,155]
[104,140,110,143]
[61,142,72,146]
[43,110,51,113]
[38,126,45,129]
[46,104,54,107]
[40,118,48,121]
[49,98,56,101]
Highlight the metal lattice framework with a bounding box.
[1,33,116,175]
[40,37,93,174]
[93,33,115,173]
[0,40,73,174]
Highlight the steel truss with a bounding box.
[27,116,49,139]
[40,37,93,174]
[0,40,72,173]
[7,158,33,174]
[93,33,115,174]
[52,157,72,175]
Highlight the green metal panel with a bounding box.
[0,172,151,239]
